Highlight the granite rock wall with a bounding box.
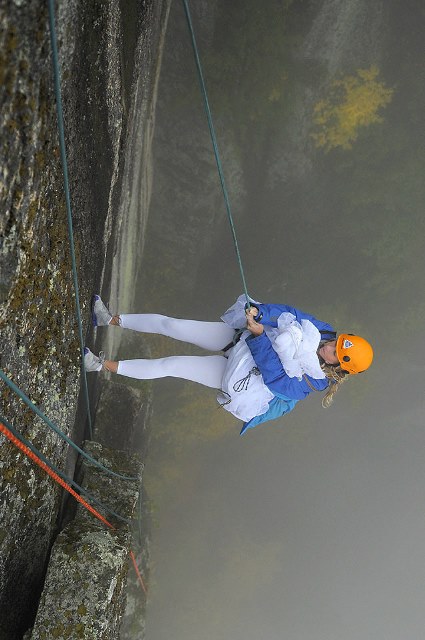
[0,1,166,637]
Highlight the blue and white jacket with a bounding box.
[241,303,336,434]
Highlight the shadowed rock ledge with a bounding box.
[30,441,144,640]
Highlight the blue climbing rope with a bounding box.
[182,0,251,308]
[0,413,131,524]
[46,0,93,437]
[0,369,138,482]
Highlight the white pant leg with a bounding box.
[119,314,235,351]
[117,355,227,389]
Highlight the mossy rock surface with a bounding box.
[31,442,143,640]
[0,0,165,637]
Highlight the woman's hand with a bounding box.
[246,309,263,336]
[246,305,259,317]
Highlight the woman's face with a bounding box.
[318,340,339,365]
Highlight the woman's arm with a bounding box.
[253,303,336,334]
[246,331,328,400]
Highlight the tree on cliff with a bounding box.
[311,66,394,151]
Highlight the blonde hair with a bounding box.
[321,363,349,408]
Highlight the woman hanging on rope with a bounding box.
[84,294,373,434]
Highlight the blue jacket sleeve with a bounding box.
[246,332,329,400]
[255,303,336,339]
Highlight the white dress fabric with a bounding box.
[219,331,275,422]
[273,313,325,381]
[219,296,324,421]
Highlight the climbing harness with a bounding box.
[222,328,244,354]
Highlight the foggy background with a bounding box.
[122,1,425,638]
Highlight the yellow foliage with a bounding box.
[312,66,393,151]
[268,87,281,103]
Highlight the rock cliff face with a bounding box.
[0,1,166,637]
[30,441,144,640]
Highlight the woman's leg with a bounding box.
[119,314,235,351]
[106,354,227,389]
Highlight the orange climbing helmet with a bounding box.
[336,334,373,374]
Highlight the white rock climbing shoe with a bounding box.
[91,294,112,327]
[84,347,105,372]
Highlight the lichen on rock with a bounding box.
[0,0,166,637]
[30,441,143,640]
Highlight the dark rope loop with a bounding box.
[233,367,260,393]
[217,390,232,408]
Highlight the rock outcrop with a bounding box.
[30,441,144,640]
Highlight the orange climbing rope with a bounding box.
[0,421,114,529]
[1,418,151,602]
[130,550,148,594]
[0,420,149,594]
